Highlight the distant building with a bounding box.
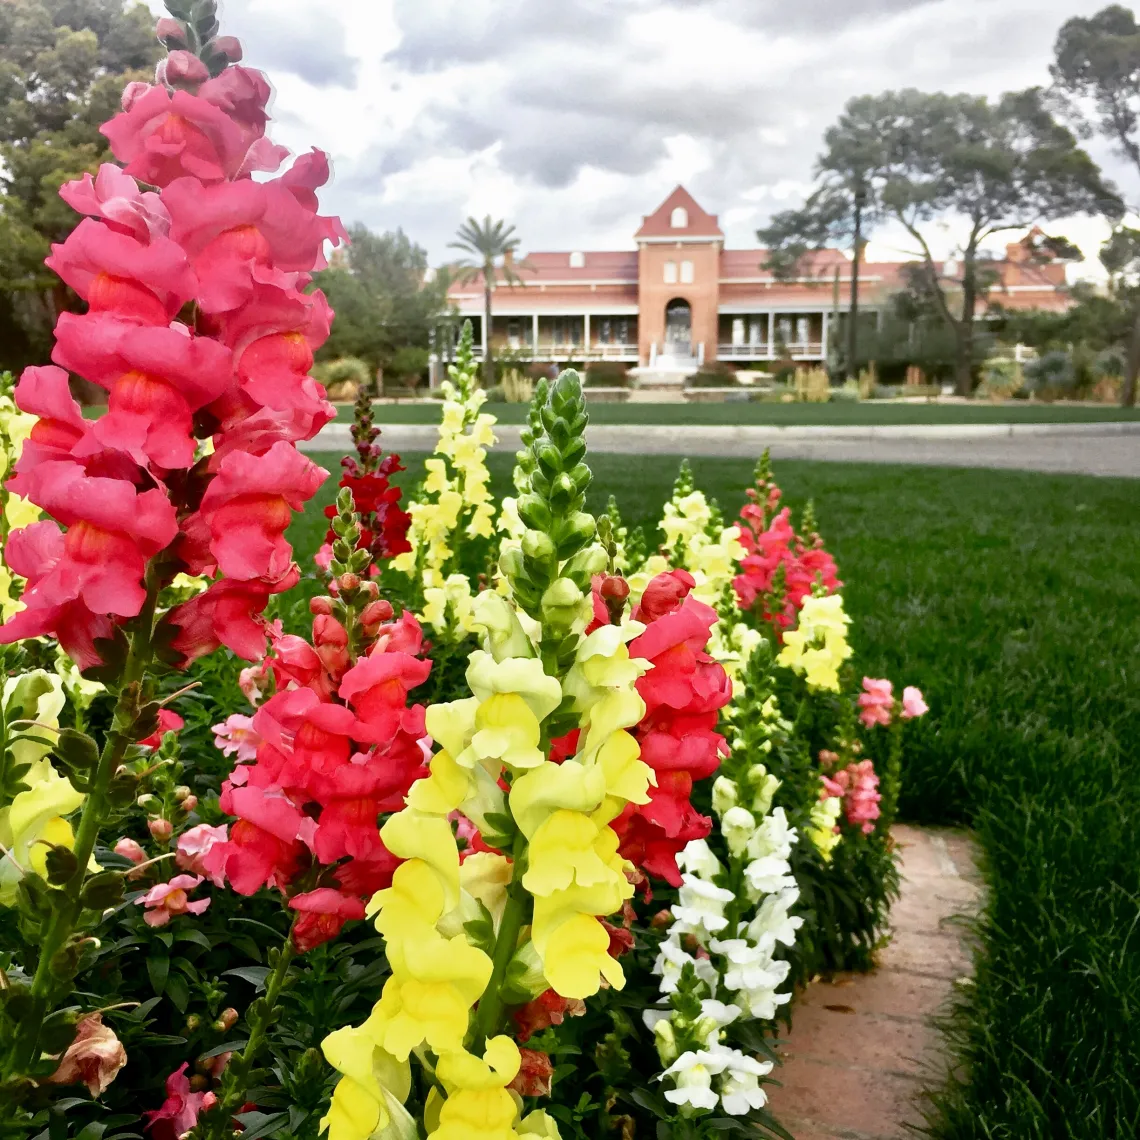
[445,187,1073,369]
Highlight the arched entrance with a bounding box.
[664,298,691,356]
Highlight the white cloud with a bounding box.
[149,0,1129,275]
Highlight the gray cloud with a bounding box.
[311,0,1128,262]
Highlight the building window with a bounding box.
[732,318,745,346]
[569,251,585,268]
[680,259,694,284]
[663,260,678,284]
[670,206,688,228]
[795,316,810,345]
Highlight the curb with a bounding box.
[301,420,1140,454]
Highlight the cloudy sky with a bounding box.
[153,0,1136,276]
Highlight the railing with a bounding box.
[466,342,639,360]
[717,341,824,359]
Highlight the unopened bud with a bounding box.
[361,600,394,627]
[181,795,198,813]
[136,793,157,809]
[174,785,192,802]
[338,572,360,592]
[599,574,630,601]
[213,35,243,61]
[156,17,187,44]
[310,596,334,616]
[147,818,173,841]
[364,579,380,599]
[188,1071,209,1092]
[219,1007,239,1030]
[650,909,673,929]
[185,1014,202,1032]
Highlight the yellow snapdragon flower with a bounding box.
[777,593,852,692]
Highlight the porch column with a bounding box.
[583,313,591,355]
[532,313,539,354]
[767,311,775,358]
[821,311,829,361]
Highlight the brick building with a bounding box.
[445,187,1072,370]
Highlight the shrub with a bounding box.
[584,360,630,387]
[793,366,830,402]
[501,367,533,403]
[686,361,739,388]
[313,355,372,399]
[1024,349,1077,397]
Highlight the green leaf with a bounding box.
[232,1112,289,1140]
[147,953,169,996]
[200,1038,248,1059]
[462,900,496,958]
[166,970,189,1014]
[224,965,271,990]
[177,927,212,951]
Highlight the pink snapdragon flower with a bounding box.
[212,712,261,761]
[857,677,894,728]
[140,874,210,926]
[901,686,929,719]
[831,759,882,835]
[114,837,146,864]
[175,823,228,886]
[139,708,184,749]
[144,1062,217,1140]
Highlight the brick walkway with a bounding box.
[765,825,982,1140]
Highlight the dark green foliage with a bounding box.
[295,451,1140,1137]
[310,225,447,377]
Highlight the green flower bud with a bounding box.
[561,544,607,590]
[521,529,557,565]
[653,1017,679,1064]
[710,776,739,818]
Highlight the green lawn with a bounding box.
[341,400,1140,426]
[296,451,1140,1138]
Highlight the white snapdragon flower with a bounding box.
[677,838,722,880]
[674,874,736,938]
[711,938,792,1000]
[697,999,743,1046]
[660,1050,721,1110]
[746,806,797,862]
[654,933,719,993]
[744,855,797,900]
[718,1052,775,1115]
[746,887,804,948]
[720,806,757,858]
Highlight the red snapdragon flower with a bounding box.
[610,570,732,886]
[206,609,432,952]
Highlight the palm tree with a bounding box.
[448,216,526,385]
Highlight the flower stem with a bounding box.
[4,568,161,1079]
[195,918,299,1139]
[469,835,530,1052]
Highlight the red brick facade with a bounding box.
[446,188,1072,367]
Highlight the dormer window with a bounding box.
[670,206,688,229]
[569,251,585,268]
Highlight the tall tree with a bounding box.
[838,88,1120,395]
[312,224,449,376]
[448,215,525,384]
[0,0,159,372]
[757,130,881,379]
[1052,4,1140,404]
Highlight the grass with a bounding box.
[336,400,1140,426]
[295,451,1140,1137]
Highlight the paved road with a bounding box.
[302,423,1140,478]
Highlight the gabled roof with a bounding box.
[634,186,724,240]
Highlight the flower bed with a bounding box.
[0,6,927,1137]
